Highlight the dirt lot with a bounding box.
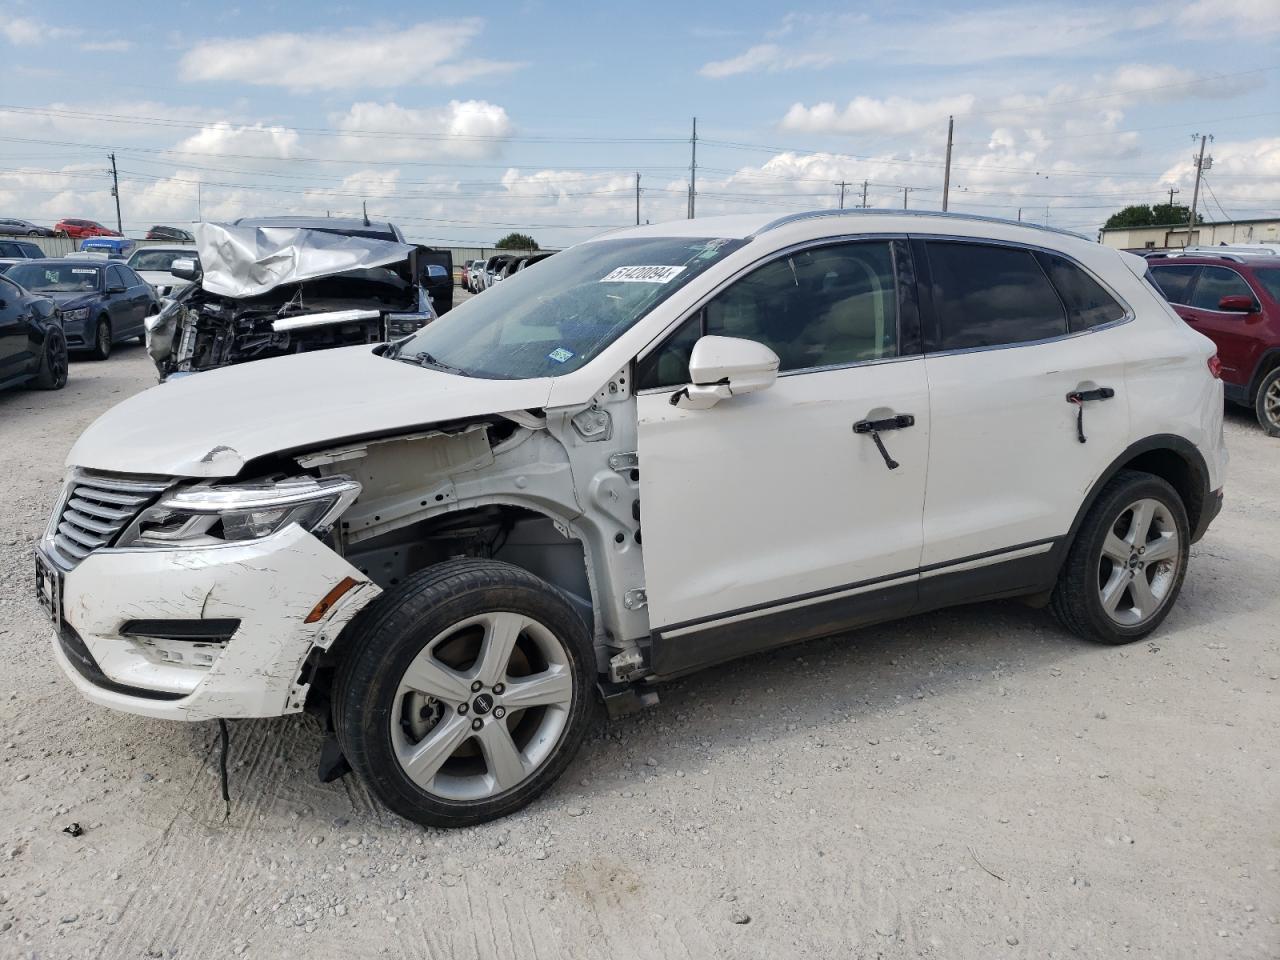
[0,342,1276,960]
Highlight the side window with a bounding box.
[925,242,1066,350]
[1190,266,1253,311]
[0,242,15,256]
[107,265,127,288]
[1036,252,1126,330]
[1149,265,1197,304]
[636,241,899,389]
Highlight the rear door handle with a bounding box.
[1066,386,1115,443]
[853,414,915,470]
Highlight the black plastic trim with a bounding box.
[119,618,241,642]
[59,623,185,701]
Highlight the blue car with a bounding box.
[3,259,157,359]
[79,236,135,258]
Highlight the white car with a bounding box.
[37,210,1226,827]
[126,245,199,297]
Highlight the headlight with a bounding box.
[118,475,361,549]
[62,307,90,321]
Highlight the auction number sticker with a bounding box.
[71,269,96,275]
[599,265,686,283]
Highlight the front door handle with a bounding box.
[853,413,915,470]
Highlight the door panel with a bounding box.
[1177,266,1263,388]
[636,359,929,633]
[0,278,27,374]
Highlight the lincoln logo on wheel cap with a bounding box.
[472,693,494,715]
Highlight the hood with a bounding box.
[46,290,98,308]
[195,222,415,299]
[67,345,556,478]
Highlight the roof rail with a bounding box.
[752,208,1092,242]
[1161,251,1247,263]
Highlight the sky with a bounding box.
[1,0,1278,248]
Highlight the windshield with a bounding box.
[129,250,193,272]
[1253,268,1280,303]
[394,236,745,379]
[6,262,100,292]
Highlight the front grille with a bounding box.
[47,471,171,569]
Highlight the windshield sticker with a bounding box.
[600,265,686,284]
[71,268,96,275]
[547,347,575,364]
[691,239,732,260]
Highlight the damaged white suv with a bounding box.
[38,211,1226,827]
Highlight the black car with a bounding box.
[0,239,44,259]
[0,219,55,238]
[0,273,67,391]
[145,225,195,242]
[4,259,157,360]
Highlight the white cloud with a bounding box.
[781,95,975,136]
[331,100,512,161]
[1177,0,1280,36]
[699,44,833,79]
[1,16,44,44]
[173,122,300,160]
[180,20,521,92]
[79,39,135,53]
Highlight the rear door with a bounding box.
[0,276,31,376]
[916,238,1132,597]
[635,238,930,673]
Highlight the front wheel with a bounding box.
[88,318,112,360]
[33,327,68,389]
[332,559,595,827]
[1254,367,1280,437]
[1050,470,1190,644]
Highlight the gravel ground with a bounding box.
[0,341,1276,960]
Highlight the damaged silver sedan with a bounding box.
[146,222,435,379]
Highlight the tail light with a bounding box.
[1207,354,1222,379]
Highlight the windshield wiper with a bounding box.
[399,350,469,377]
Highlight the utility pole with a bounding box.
[108,152,122,234]
[1186,134,1212,246]
[196,181,202,221]
[834,180,851,209]
[942,115,954,212]
[687,117,697,219]
[1017,207,1022,222]
[861,180,868,209]
[903,186,915,209]
[362,199,370,225]
[635,172,641,225]
[1166,185,1180,209]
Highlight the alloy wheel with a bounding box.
[47,333,68,388]
[391,611,573,801]
[1263,378,1280,430]
[1097,497,1181,626]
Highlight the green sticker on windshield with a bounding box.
[548,347,575,364]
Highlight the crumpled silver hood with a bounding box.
[195,222,415,299]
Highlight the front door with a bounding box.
[1177,265,1266,389]
[0,276,29,376]
[915,238,1132,602]
[634,239,929,675]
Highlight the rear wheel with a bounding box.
[333,559,595,827]
[33,327,68,389]
[1254,367,1280,437]
[1050,470,1189,644]
[88,318,111,360]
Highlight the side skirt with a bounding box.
[649,540,1059,679]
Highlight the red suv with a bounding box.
[53,219,121,240]
[1148,253,1280,436]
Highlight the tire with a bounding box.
[88,317,111,361]
[33,327,68,390]
[1050,470,1190,644]
[332,558,596,827]
[1254,367,1280,437]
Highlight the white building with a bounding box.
[1100,217,1280,251]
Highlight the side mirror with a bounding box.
[1218,294,1258,313]
[671,335,780,410]
[105,282,126,294]
[170,258,201,282]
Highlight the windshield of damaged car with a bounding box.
[392,237,745,378]
[6,262,101,292]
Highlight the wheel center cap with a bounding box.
[472,693,494,715]
[1128,553,1140,568]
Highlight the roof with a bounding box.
[593,209,1090,243]
[1147,253,1280,267]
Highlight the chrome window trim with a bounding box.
[633,233,911,394]
[912,233,1136,358]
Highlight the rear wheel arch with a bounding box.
[1246,348,1280,402]
[1058,436,1210,572]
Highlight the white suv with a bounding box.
[37,211,1226,827]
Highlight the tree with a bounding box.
[1104,203,1200,229]
[496,232,539,251]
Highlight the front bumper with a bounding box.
[45,524,380,721]
[61,314,92,349]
